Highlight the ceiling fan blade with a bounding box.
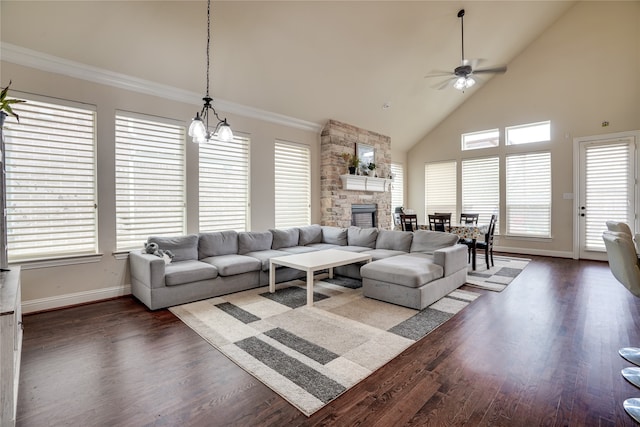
[431,78,454,90]
[424,71,453,79]
[473,65,507,75]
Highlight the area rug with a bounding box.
[169,277,480,416]
[466,255,530,291]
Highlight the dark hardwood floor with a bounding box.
[16,255,640,426]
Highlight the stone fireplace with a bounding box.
[320,120,391,229]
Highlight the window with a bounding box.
[462,129,499,151]
[3,97,97,261]
[506,152,551,237]
[275,140,310,228]
[461,157,499,228]
[390,163,404,213]
[199,134,250,232]
[425,161,457,220]
[115,113,186,251]
[506,121,550,145]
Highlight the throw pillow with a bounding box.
[270,228,300,249]
[321,226,348,246]
[298,224,322,245]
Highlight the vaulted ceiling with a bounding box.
[1,1,576,152]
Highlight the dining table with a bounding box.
[418,223,488,270]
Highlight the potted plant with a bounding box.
[0,81,25,127]
[341,152,360,175]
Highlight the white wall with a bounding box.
[408,1,640,256]
[0,61,320,312]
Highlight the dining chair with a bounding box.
[602,229,640,422]
[460,213,479,225]
[475,214,497,270]
[400,214,418,232]
[428,214,450,232]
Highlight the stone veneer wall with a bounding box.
[320,119,392,229]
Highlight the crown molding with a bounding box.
[1,42,323,133]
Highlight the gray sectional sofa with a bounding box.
[129,225,468,310]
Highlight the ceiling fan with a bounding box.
[426,9,507,91]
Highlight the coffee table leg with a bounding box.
[307,269,314,307]
[269,260,276,293]
[328,267,334,279]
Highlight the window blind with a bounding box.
[199,135,250,232]
[584,142,632,250]
[3,98,97,261]
[390,163,404,213]
[425,161,457,221]
[115,113,185,251]
[506,152,551,237]
[275,141,310,228]
[461,157,499,228]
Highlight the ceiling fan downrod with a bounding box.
[458,9,465,64]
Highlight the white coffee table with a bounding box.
[269,249,372,307]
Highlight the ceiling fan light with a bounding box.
[454,77,467,90]
[466,77,476,88]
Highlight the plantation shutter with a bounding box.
[506,152,551,237]
[390,163,404,213]
[275,140,310,228]
[425,161,457,221]
[3,97,97,261]
[461,157,499,228]
[115,113,185,251]
[199,135,250,232]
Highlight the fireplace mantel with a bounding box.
[340,174,390,192]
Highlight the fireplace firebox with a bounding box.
[351,204,377,228]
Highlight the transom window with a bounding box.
[506,121,550,145]
[462,129,499,151]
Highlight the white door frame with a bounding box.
[572,130,640,259]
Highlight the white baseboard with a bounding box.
[22,285,132,314]
[493,245,574,259]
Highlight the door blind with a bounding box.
[425,161,457,221]
[199,135,250,232]
[584,141,632,250]
[506,152,551,237]
[461,157,499,228]
[115,113,185,250]
[3,98,97,261]
[275,141,310,228]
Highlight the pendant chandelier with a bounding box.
[188,0,233,143]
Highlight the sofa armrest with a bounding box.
[129,251,166,289]
[433,244,468,276]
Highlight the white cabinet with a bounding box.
[340,174,391,192]
[0,267,22,427]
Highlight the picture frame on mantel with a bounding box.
[356,143,375,173]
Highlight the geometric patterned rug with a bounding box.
[169,277,480,416]
[466,255,531,292]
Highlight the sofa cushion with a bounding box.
[375,229,413,252]
[347,226,378,248]
[360,254,444,288]
[164,260,218,286]
[148,234,198,262]
[200,254,261,276]
[238,231,273,255]
[279,246,319,254]
[198,230,238,258]
[299,224,322,245]
[363,248,408,261]
[306,243,341,250]
[244,249,291,271]
[410,230,459,254]
[270,228,300,250]
[321,226,348,246]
